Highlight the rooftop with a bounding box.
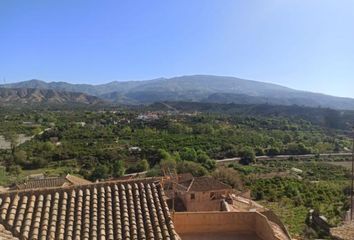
[179,175,232,192]
[14,174,91,190]
[180,232,261,240]
[0,178,180,239]
[173,211,280,240]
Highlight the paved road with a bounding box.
[123,152,352,175]
[216,152,352,164]
[124,171,148,177]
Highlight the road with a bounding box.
[216,152,352,164]
[123,152,352,176]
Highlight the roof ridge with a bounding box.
[3,177,162,196]
[0,178,180,239]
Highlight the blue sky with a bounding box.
[1,0,353,97]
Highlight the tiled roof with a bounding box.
[0,179,180,240]
[176,173,193,184]
[181,176,232,192]
[15,177,67,190]
[65,174,92,185]
[14,174,91,190]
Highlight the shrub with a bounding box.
[112,160,125,177]
[90,164,110,180]
[176,161,208,177]
[212,167,243,189]
[239,147,256,165]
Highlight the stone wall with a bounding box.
[173,211,279,240]
[178,190,230,211]
[262,210,291,239]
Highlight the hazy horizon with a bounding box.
[1,1,353,98]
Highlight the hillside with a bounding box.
[3,75,354,110]
[148,101,354,130]
[0,88,103,105]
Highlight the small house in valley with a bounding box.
[175,174,232,211]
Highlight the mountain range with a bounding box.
[1,75,354,110]
[0,88,102,105]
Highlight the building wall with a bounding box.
[173,212,279,240]
[178,189,230,212]
[262,210,291,239]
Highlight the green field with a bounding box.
[0,104,352,239]
[229,160,351,239]
[326,161,353,170]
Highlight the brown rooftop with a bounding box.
[14,174,91,190]
[180,176,232,192]
[65,174,92,185]
[0,178,180,240]
[176,173,194,184]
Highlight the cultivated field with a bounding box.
[326,161,353,170]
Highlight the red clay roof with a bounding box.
[0,179,180,239]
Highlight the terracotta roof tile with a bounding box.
[15,177,67,190]
[65,174,92,185]
[182,176,232,192]
[176,173,193,184]
[0,179,180,239]
[14,174,91,190]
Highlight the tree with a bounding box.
[266,147,281,156]
[239,147,256,165]
[176,161,208,177]
[172,152,181,162]
[221,143,238,158]
[160,158,176,171]
[14,150,27,165]
[4,132,19,156]
[120,126,132,135]
[286,143,311,155]
[112,160,125,177]
[180,147,197,161]
[192,124,214,134]
[212,167,243,189]
[158,149,172,161]
[196,150,210,164]
[255,147,265,156]
[42,142,55,152]
[136,159,149,172]
[90,164,110,180]
[203,159,216,171]
[30,157,48,169]
[196,150,216,171]
[7,165,22,175]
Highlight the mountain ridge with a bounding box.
[2,75,354,110]
[0,87,104,105]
